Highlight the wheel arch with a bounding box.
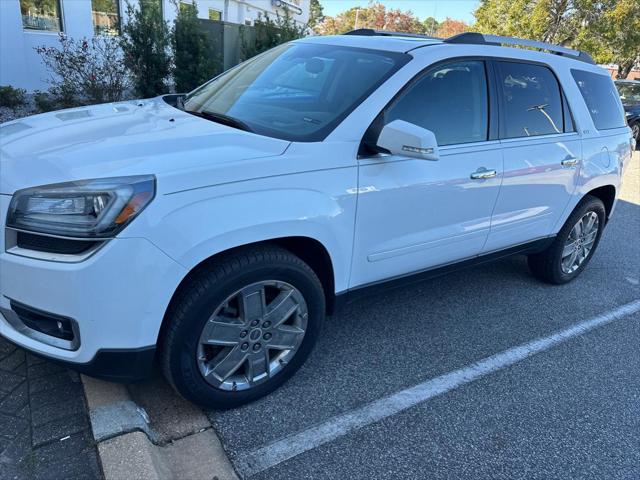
[157,236,337,346]
[586,184,616,221]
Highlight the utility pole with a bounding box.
[354,8,360,29]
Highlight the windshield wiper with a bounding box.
[186,110,254,133]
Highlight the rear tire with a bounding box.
[160,245,325,409]
[528,195,606,284]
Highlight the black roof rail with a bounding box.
[343,28,439,40]
[444,32,595,64]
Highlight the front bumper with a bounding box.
[0,225,187,380]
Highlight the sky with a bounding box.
[320,0,481,24]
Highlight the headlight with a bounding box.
[7,175,155,238]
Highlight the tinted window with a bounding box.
[616,81,640,103]
[382,61,489,146]
[497,62,564,138]
[573,70,627,130]
[184,43,409,142]
[92,0,120,36]
[20,0,62,32]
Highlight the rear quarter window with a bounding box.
[571,69,626,130]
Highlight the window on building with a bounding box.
[573,70,627,130]
[179,1,196,14]
[20,0,62,32]
[382,61,489,146]
[140,0,163,15]
[208,8,222,21]
[497,62,564,138]
[92,0,120,36]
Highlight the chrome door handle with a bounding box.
[561,157,579,167]
[470,169,497,180]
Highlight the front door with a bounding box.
[350,60,503,288]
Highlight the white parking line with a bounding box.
[235,299,640,477]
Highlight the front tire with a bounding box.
[528,195,606,284]
[160,245,325,409]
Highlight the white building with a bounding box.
[0,0,310,92]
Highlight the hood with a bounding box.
[0,96,290,195]
[623,102,640,113]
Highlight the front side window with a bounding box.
[381,60,489,146]
[92,0,120,36]
[20,0,62,32]
[573,70,627,130]
[184,43,409,142]
[497,62,564,138]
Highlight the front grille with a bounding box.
[16,231,99,255]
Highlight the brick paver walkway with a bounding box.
[0,338,102,479]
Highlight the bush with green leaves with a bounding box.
[0,86,27,109]
[35,34,129,109]
[120,0,172,98]
[172,1,222,92]
[242,10,307,60]
[33,90,58,113]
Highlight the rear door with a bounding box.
[483,60,582,253]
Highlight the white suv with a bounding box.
[0,31,634,408]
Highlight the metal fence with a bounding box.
[198,19,257,71]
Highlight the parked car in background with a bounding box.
[615,79,640,146]
[0,31,634,408]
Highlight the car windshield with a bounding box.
[616,82,640,102]
[183,42,409,142]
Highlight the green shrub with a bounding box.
[242,10,307,60]
[36,34,129,108]
[0,85,27,109]
[120,0,172,98]
[172,1,222,92]
[33,90,58,113]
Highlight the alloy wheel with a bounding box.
[196,281,308,391]
[561,211,599,274]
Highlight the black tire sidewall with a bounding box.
[167,258,324,409]
[550,197,606,283]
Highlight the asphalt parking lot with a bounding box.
[209,151,640,479]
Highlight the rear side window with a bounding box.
[571,70,626,130]
[382,60,489,146]
[496,61,564,138]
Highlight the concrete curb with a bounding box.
[81,375,238,480]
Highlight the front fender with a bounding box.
[124,169,358,294]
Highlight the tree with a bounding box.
[436,18,470,38]
[576,0,640,78]
[120,0,172,98]
[172,0,221,92]
[242,10,306,60]
[422,17,439,36]
[474,0,640,78]
[308,0,324,30]
[315,2,424,35]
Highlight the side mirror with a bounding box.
[376,120,439,161]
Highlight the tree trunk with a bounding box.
[617,61,633,79]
